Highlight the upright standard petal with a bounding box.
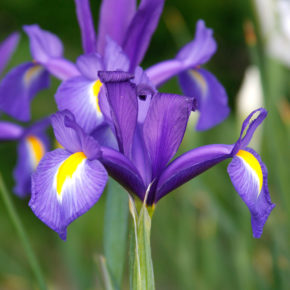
[143,93,193,178]
[0,32,20,75]
[0,121,23,140]
[0,62,49,121]
[98,71,138,157]
[97,0,136,54]
[74,0,97,54]
[122,0,165,71]
[179,68,230,130]
[228,148,275,238]
[30,148,108,239]
[146,20,216,86]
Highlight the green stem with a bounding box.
[0,173,46,290]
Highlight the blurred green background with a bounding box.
[0,0,289,289]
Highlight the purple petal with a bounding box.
[97,0,136,55]
[55,76,105,133]
[74,0,97,54]
[0,121,23,140]
[90,123,118,150]
[0,32,20,75]
[30,149,108,239]
[143,93,193,178]
[103,37,130,71]
[232,108,267,155]
[122,0,165,71]
[227,148,275,238]
[0,62,49,121]
[179,68,229,130]
[14,133,49,198]
[155,144,233,202]
[51,110,100,159]
[44,58,80,81]
[100,146,145,199]
[146,19,216,86]
[98,71,137,157]
[76,53,104,80]
[23,25,63,62]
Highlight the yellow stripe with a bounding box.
[24,65,43,86]
[92,79,103,114]
[56,152,86,196]
[190,70,207,95]
[236,150,263,194]
[26,135,45,168]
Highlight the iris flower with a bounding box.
[30,71,274,240]
[0,119,49,197]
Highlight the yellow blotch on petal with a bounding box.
[190,70,207,95]
[92,79,103,114]
[24,65,43,86]
[26,135,45,168]
[56,152,86,196]
[236,149,263,194]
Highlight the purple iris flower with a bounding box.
[30,71,274,240]
[0,32,20,76]
[0,119,49,197]
[146,20,230,131]
[0,25,79,122]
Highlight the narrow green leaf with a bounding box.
[103,179,129,289]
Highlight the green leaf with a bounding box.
[103,179,129,289]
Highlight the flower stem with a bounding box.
[0,173,46,290]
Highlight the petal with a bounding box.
[44,58,80,81]
[232,108,267,155]
[98,71,138,157]
[76,53,104,80]
[0,62,50,121]
[100,146,146,199]
[143,93,193,178]
[0,32,20,75]
[122,0,165,71]
[51,110,100,159]
[14,133,48,198]
[55,76,105,133]
[227,148,275,238]
[23,25,63,62]
[0,121,23,140]
[103,37,130,71]
[155,144,233,202]
[30,149,108,239]
[74,0,97,54]
[146,19,216,86]
[97,0,136,55]
[90,123,118,150]
[179,68,230,130]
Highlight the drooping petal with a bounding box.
[143,93,193,178]
[227,148,275,238]
[146,20,216,86]
[155,144,233,202]
[30,149,108,239]
[98,71,138,157]
[55,76,105,133]
[0,62,49,121]
[0,121,23,140]
[14,133,48,198]
[122,0,165,71]
[97,0,136,55]
[51,110,101,159]
[0,32,20,75]
[74,0,97,54]
[179,68,229,130]
[100,146,145,199]
[103,37,130,71]
[23,25,63,63]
